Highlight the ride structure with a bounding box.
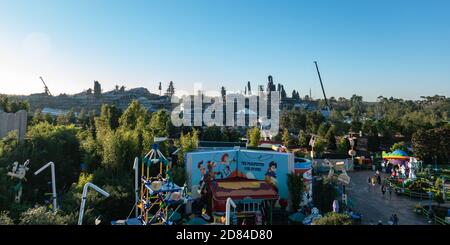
[137,143,191,225]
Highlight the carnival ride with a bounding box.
[136,143,191,225]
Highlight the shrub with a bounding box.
[287,173,304,211]
[19,206,72,225]
[0,211,14,225]
[314,212,353,225]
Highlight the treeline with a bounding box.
[0,100,200,224]
[278,94,450,161]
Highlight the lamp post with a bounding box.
[34,162,57,213]
[133,157,139,218]
[78,182,110,225]
[309,134,317,170]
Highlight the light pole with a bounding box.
[34,161,57,213]
[78,182,110,225]
[309,134,317,170]
[133,157,139,218]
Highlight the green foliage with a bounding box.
[337,137,350,154]
[306,111,324,133]
[202,125,224,141]
[317,123,330,137]
[412,127,450,164]
[280,109,307,132]
[325,126,337,150]
[287,173,304,211]
[19,206,73,225]
[390,141,408,153]
[222,127,241,142]
[178,129,199,166]
[298,130,309,148]
[312,177,337,213]
[282,128,295,148]
[118,100,147,131]
[0,211,14,225]
[247,127,261,147]
[149,110,170,137]
[0,95,29,113]
[313,137,326,156]
[314,212,353,225]
[22,123,82,202]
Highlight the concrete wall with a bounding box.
[0,110,27,141]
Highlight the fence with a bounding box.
[384,178,450,201]
[421,207,449,225]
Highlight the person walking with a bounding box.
[377,174,382,185]
[393,214,398,225]
[381,184,386,196]
[387,185,392,199]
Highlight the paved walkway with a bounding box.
[346,171,430,225]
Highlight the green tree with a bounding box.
[178,129,199,167]
[337,137,351,154]
[282,128,291,148]
[298,130,309,148]
[247,127,261,147]
[317,123,330,137]
[325,126,337,151]
[0,95,29,113]
[312,177,337,213]
[287,173,304,211]
[149,110,170,137]
[203,126,224,141]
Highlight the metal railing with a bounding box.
[421,207,449,225]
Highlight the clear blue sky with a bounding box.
[1,0,449,101]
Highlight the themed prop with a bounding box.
[7,160,30,203]
[34,161,57,213]
[78,182,110,225]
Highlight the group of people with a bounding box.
[368,170,382,186]
[368,170,394,198]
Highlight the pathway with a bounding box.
[346,171,430,225]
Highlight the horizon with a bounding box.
[1,0,450,101]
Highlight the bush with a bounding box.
[314,212,353,225]
[287,173,304,211]
[0,211,14,225]
[19,206,73,225]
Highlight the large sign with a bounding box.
[186,149,294,200]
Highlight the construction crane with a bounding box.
[39,76,52,96]
[313,61,330,111]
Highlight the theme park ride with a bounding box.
[135,143,191,225]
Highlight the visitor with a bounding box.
[377,174,382,185]
[381,185,386,196]
[388,215,394,225]
[388,186,392,199]
[393,214,398,225]
[368,177,371,185]
[371,176,376,186]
